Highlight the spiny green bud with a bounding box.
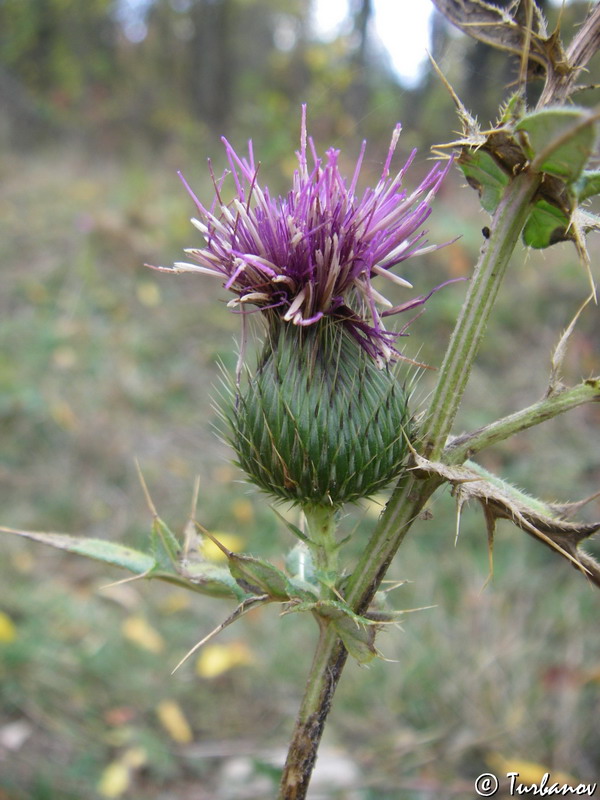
[224,317,411,508]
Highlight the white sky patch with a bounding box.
[372,1,433,87]
[312,0,433,87]
[312,0,352,40]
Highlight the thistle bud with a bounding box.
[226,317,410,507]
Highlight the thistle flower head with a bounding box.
[151,106,452,365]
[151,109,455,508]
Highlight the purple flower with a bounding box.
[149,106,453,364]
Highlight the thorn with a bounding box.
[193,520,233,558]
[183,477,202,558]
[99,569,152,590]
[454,493,465,547]
[548,489,600,519]
[171,626,223,674]
[135,458,158,520]
[189,476,201,520]
[171,595,269,674]
[480,504,496,592]
[379,579,410,593]
[548,293,594,393]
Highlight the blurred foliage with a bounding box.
[2,0,597,156]
[0,0,599,798]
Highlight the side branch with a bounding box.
[444,379,600,465]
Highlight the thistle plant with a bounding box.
[2,2,600,799]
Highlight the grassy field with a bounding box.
[1,141,598,799]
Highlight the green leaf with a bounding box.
[150,517,181,571]
[228,553,291,600]
[330,615,377,665]
[271,506,309,543]
[0,527,155,574]
[516,108,597,183]
[283,585,381,662]
[574,170,600,202]
[176,560,249,600]
[285,575,319,601]
[522,198,571,248]
[0,526,249,600]
[458,148,509,214]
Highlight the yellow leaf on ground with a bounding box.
[121,746,147,769]
[97,762,130,798]
[156,700,193,743]
[202,532,245,562]
[50,399,79,430]
[487,753,576,786]
[196,641,255,679]
[0,612,17,643]
[121,616,164,653]
[11,550,34,573]
[97,748,147,798]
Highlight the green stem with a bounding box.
[444,378,600,465]
[277,475,437,800]
[277,625,347,800]
[421,169,541,459]
[303,505,338,598]
[277,504,342,799]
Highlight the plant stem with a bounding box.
[277,625,347,800]
[420,169,541,460]
[444,378,600,465]
[303,505,338,598]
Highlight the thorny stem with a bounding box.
[278,169,541,798]
[537,2,600,107]
[444,379,600,465]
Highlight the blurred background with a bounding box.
[0,1,599,798]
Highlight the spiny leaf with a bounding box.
[574,170,600,202]
[516,107,597,182]
[0,527,155,574]
[196,523,292,600]
[0,527,247,600]
[136,459,181,568]
[409,455,600,588]
[271,507,309,544]
[331,615,378,665]
[522,198,571,248]
[175,560,249,600]
[458,148,510,214]
[430,0,556,72]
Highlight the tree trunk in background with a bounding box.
[189,0,234,133]
[345,0,373,120]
